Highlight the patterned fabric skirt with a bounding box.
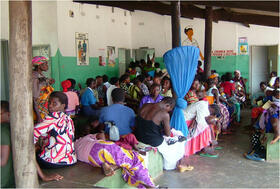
[88,141,154,188]
[218,103,230,130]
[185,120,212,156]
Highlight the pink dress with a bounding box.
[183,101,212,156]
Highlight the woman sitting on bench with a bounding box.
[75,128,155,188]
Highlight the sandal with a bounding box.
[178,165,194,173]
[200,153,219,158]
[215,146,223,150]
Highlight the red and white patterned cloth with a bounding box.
[34,112,77,165]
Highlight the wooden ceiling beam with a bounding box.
[73,1,279,27]
[190,1,279,13]
[213,9,279,28]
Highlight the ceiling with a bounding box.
[73,1,279,27]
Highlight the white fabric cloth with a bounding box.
[183,101,210,131]
[157,129,186,170]
[104,82,111,89]
[182,38,199,47]
[207,85,220,97]
[106,85,117,106]
[269,76,277,87]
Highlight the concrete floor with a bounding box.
[40,109,279,188]
[154,109,280,188]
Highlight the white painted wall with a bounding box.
[1,0,58,56]
[56,0,132,57]
[1,1,279,58]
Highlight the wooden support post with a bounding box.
[9,1,39,187]
[171,1,181,48]
[204,6,213,78]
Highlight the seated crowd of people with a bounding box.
[1,56,279,188]
[245,71,279,161]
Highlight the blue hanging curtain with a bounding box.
[163,46,199,137]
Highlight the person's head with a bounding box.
[207,78,215,87]
[120,74,130,84]
[67,78,76,89]
[225,72,233,82]
[102,75,109,83]
[219,86,224,94]
[211,70,217,75]
[137,75,145,83]
[162,77,171,90]
[270,71,277,78]
[184,27,193,38]
[109,77,119,86]
[209,104,221,117]
[208,74,218,84]
[86,78,96,89]
[155,62,160,68]
[48,91,68,113]
[150,83,161,97]
[1,101,10,123]
[133,79,141,88]
[153,75,161,85]
[198,60,202,67]
[197,90,206,100]
[274,77,279,88]
[191,77,200,91]
[221,74,226,82]
[144,73,151,81]
[260,82,267,91]
[160,97,176,112]
[61,80,72,92]
[273,89,280,99]
[32,56,48,72]
[96,76,103,86]
[111,88,125,104]
[234,70,241,78]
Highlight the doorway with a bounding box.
[250,45,278,94]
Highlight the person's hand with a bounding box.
[48,78,55,85]
[37,116,43,123]
[42,173,63,182]
[78,83,82,89]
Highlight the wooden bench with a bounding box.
[265,133,280,162]
[40,149,163,188]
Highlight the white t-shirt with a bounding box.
[182,38,199,48]
[183,100,210,130]
[106,85,117,106]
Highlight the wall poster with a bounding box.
[107,46,116,67]
[76,32,89,65]
[238,37,248,55]
[98,48,106,66]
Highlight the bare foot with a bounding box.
[102,162,115,176]
[42,173,63,182]
[270,136,280,144]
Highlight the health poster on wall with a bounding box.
[238,37,248,55]
[98,48,106,66]
[76,32,89,65]
[107,46,116,67]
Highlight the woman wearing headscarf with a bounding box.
[61,80,79,117]
[32,56,55,123]
[233,70,247,95]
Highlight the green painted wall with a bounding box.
[211,55,249,91]
[51,49,119,90]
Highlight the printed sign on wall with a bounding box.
[238,37,248,55]
[76,32,89,65]
[107,46,116,67]
[98,48,106,66]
